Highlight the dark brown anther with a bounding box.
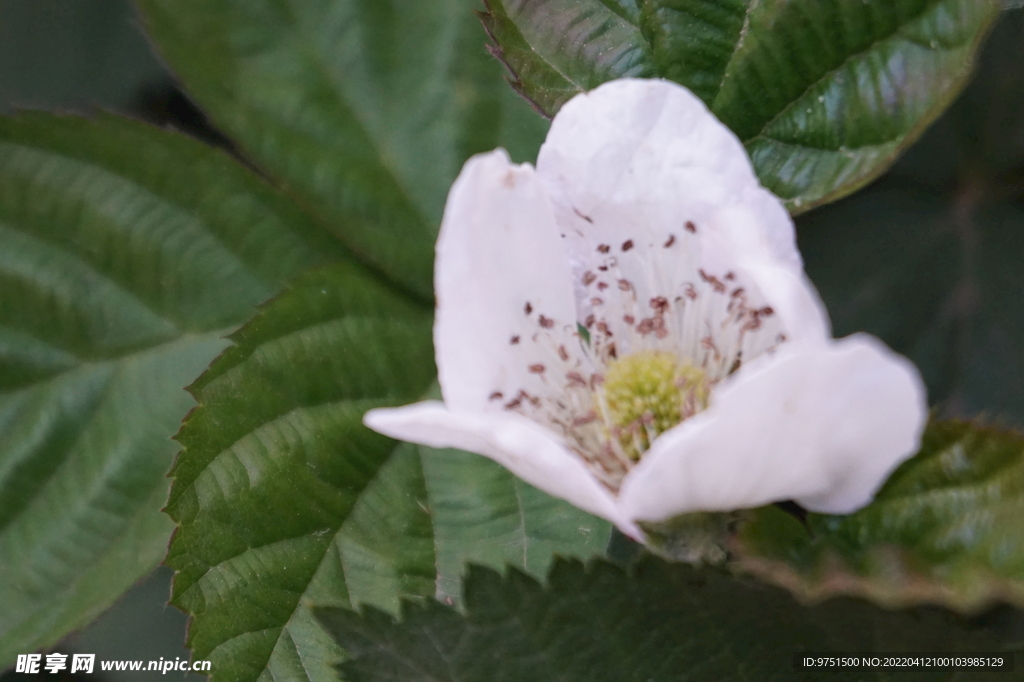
[650,296,669,313]
[510,335,520,345]
[539,315,554,328]
[597,244,611,254]
[582,271,597,286]
[524,302,533,315]
[623,314,635,325]
[585,314,596,328]
[567,371,588,387]
[573,411,598,426]
[621,240,634,251]
[664,234,676,248]
[489,391,504,401]
[685,221,696,233]
[529,363,546,374]
[699,269,726,293]
[597,281,609,290]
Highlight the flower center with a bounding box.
[601,351,710,460]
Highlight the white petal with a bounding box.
[533,79,828,367]
[618,335,927,521]
[364,402,640,537]
[433,149,581,413]
[705,207,831,344]
[537,78,802,274]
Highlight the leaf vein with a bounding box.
[742,0,963,144]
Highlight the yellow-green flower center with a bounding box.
[602,351,710,460]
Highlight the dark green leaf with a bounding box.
[483,0,1001,211]
[0,112,345,665]
[736,421,1024,612]
[318,556,1016,682]
[136,0,551,300]
[167,264,609,682]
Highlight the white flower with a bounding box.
[365,79,927,540]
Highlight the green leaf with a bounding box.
[422,441,612,606]
[483,0,1001,211]
[317,556,1017,682]
[136,0,551,300]
[167,263,609,682]
[0,112,345,665]
[797,8,1024,426]
[736,421,1024,612]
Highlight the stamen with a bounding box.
[499,260,787,493]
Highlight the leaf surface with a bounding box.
[318,556,1017,682]
[737,421,1024,612]
[0,112,345,665]
[137,0,551,299]
[167,264,609,682]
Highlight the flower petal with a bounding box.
[364,402,639,537]
[534,79,829,369]
[536,78,802,274]
[617,335,927,521]
[433,149,581,413]
[703,207,831,344]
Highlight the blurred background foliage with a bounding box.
[0,0,1022,679]
[0,0,163,114]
